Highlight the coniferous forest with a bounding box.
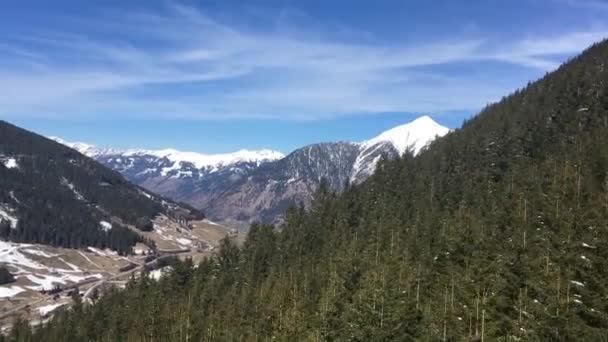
[3,40,608,341]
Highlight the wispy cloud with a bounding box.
[0,2,606,121]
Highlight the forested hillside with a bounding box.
[5,40,608,341]
[0,122,203,254]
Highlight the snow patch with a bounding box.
[176,238,192,246]
[0,240,45,269]
[2,157,18,169]
[0,285,25,298]
[87,247,118,257]
[24,273,102,291]
[100,221,112,232]
[149,266,172,281]
[9,191,20,204]
[203,219,222,226]
[39,303,65,316]
[60,178,85,201]
[570,280,585,287]
[58,257,82,272]
[133,245,150,255]
[0,205,18,229]
[139,190,153,199]
[22,249,58,258]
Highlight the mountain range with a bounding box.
[54,116,449,224]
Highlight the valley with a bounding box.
[0,215,238,329]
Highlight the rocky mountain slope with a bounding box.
[56,116,449,224]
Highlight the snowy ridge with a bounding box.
[49,137,120,157]
[50,137,284,172]
[121,148,284,174]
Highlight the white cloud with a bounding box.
[0,3,606,121]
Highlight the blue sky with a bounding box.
[1,0,607,154]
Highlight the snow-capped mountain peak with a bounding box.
[350,116,450,183]
[49,137,120,157]
[50,137,285,174]
[361,115,450,155]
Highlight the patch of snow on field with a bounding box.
[58,257,82,272]
[22,249,58,258]
[176,238,192,246]
[203,219,222,226]
[0,240,45,269]
[0,285,25,298]
[87,247,118,257]
[39,303,64,316]
[24,273,102,291]
[100,221,112,232]
[133,245,150,256]
[77,251,102,269]
[149,266,172,281]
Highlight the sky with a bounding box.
[1,0,607,154]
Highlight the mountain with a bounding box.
[351,115,451,183]
[199,116,449,224]
[56,116,449,224]
[0,121,204,255]
[17,39,608,341]
[199,142,362,224]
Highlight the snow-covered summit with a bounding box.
[49,137,120,157]
[360,115,450,155]
[121,148,285,171]
[350,116,450,183]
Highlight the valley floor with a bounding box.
[0,216,239,330]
